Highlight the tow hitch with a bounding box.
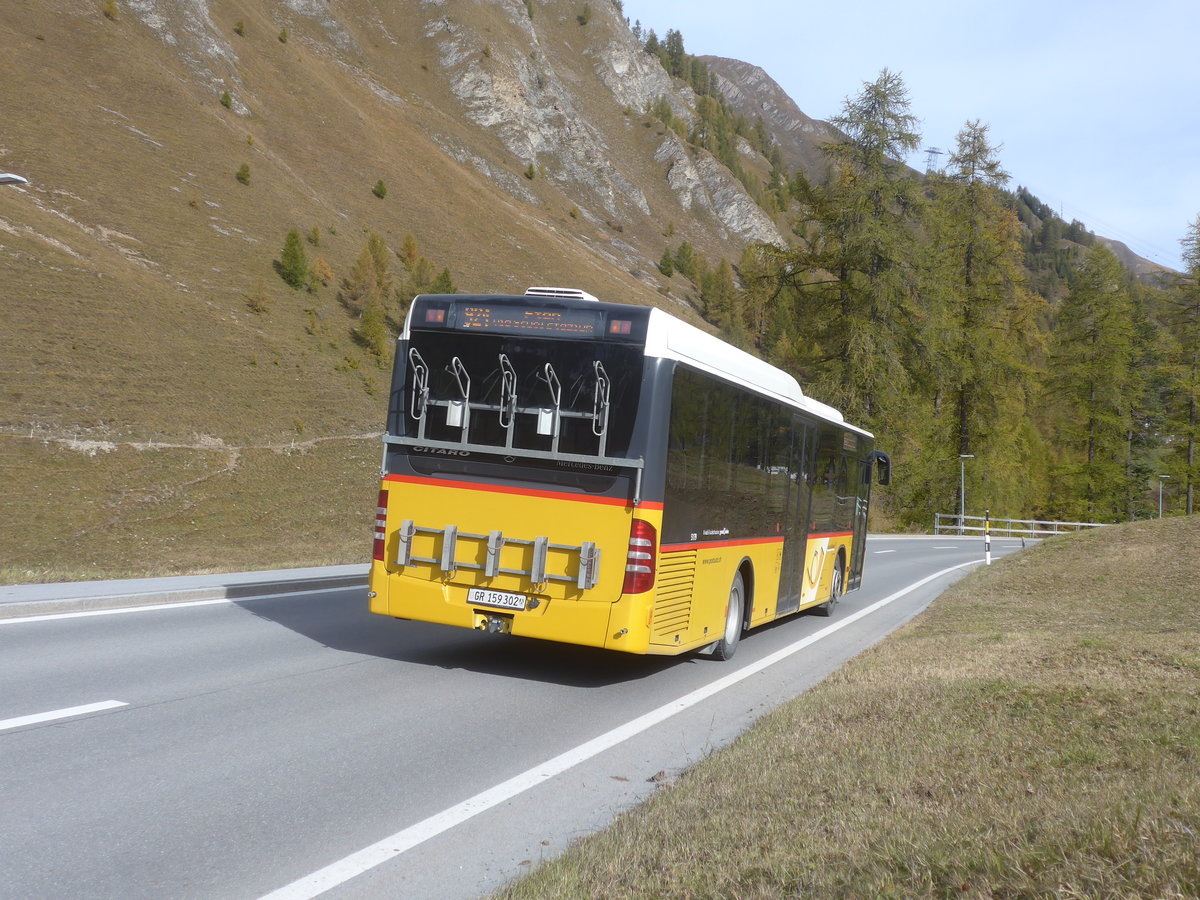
[475,612,513,634]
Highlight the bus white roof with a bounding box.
[404,290,869,436]
[524,286,600,303]
[644,308,870,436]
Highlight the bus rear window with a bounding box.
[391,331,644,467]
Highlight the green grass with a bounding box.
[494,516,1200,899]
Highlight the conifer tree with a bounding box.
[338,244,381,316]
[658,247,674,278]
[753,117,770,155]
[700,258,737,335]
[674,240,696,281]
[663,30,686,78]
[924,120,1044,517]
[308,256,333,290]
[776,69,923,429]
[397,257,436,314]
[279,229,308,290]
[365,231,392,301]
[689,57,708,95]
[410,257,434,293]
[354,297,390,360]
[1046,246,1136,521]
[399,233,419,271]
[1167,214,1200,514]
[430,267,456,294]
[736,244,780,350]
[1120,280,1172,519]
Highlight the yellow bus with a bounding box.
[369,288,890,658]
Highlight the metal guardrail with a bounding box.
[934,513,1105,538]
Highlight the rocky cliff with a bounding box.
[702,55,842,181]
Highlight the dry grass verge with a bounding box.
[496,517,1200,899]
[0,435,377,581]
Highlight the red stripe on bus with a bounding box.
[808,531,855,540]
[383,474,663,509]
[660,536,786,553]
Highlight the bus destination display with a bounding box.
[459,303,601,337]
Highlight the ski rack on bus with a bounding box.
[392,521,602,591]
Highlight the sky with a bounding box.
[624,0,1199,272]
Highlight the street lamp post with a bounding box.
[959,454,974,535]
[1158,475,1170,518]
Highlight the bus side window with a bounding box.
[834,452,852,532]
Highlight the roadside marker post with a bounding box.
[985,508,992,565]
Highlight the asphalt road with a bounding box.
[0,535,1028,899]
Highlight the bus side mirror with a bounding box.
[870,451,891,486]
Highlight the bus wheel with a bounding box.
[714,572,745,660]
[815,557,843,617]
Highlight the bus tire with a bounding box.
[713,571,745,660]
[815,556,844,617]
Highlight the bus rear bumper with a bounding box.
[369,562,652,653]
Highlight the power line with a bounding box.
[1020,182,1185,270]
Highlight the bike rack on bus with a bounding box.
[536,363,562,451]
[498,354,517,440]
[393,521,602,591]
[408,348,429,422]
[387,351,645,505]
[445,356,471,439]
[592,361,610,456]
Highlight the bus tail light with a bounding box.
[373,490,389,561]
[622,519,657,594]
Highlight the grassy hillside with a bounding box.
[496,517,1200,898]
[2,0,702,442]
[0,0,784,579]
[0,436,378,582]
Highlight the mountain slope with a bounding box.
[0,0,799,577]
[1,0,786,445]
[0,1,1170,579]
[701,55,841,181]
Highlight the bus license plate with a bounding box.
[467,588,528,611]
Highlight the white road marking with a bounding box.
[260,559,981,900]
[0,700,128,733]
[0,599,234,625]
[874,549,896,554]
[0,587,345,626]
